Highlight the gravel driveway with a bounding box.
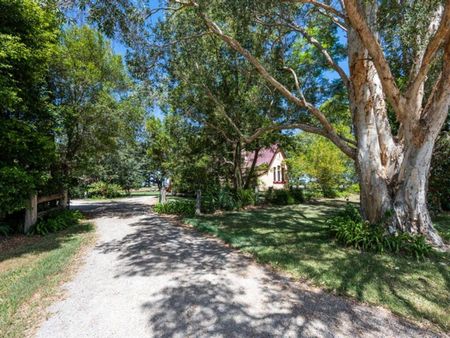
[35,197,443,338]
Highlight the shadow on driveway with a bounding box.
[93,213,438,337]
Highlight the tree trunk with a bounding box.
[391,139,443,246]
[232,142,243,190]
[244,147,260,189]
[348,1,445,247]
[159,187,167,204]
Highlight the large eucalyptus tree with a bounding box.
[74,0,449,246]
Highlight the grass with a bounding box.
[0,222,95,337]
[184,201,450,332]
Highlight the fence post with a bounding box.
[61,190,69,208]
[195,189,202,215]
[24,193,37,233]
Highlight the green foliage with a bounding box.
[202,187,238,213]
[287,129,355,198]
[328,205,432,259]
[236,189,257,207]
[0,0,60,215]
[32,210,83,236]
[0,166,35,215]
[265,188,303,205]
[153,200,195,217]
[0,223,11,236]
[51,25,143,188]
[86,181,125,199]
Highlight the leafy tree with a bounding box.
[50,25,134,187]
[288,132,353,198]
[0,0,60,215]
[75,0,450,246]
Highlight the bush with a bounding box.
[32,209,83,236]
[328,204,432,259]
[265,188,303,205]
[202,187,238,213]
[153,200,196,217]
[87,181,125,199]
[236,189,257,207]
[0,223,11,236]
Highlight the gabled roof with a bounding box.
[243,144,281,169]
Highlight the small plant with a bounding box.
[153,200,196,217]
[328,204,432,259]
[32,210,83,236]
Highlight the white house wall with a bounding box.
[257,151,287,191]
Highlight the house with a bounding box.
[244,145,288,191]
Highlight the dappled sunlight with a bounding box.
[186,202,450,331]
[91,207,433,337]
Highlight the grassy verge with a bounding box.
[184,201,450,331]
[0,222,95,337]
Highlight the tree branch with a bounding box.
[188,5,355,159]
[343,0,405,120]
[406,3,450,101]
[282,0,346,20]
[421,36,450,130]
[278,19,350,88]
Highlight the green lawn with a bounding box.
[0,223,94,337]
[185,202,450,331]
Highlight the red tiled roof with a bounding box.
[243,145,279,168]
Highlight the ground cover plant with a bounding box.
[0,222,94,337]
[32,210,84,236]
[327,204,432,259]
[154,200,196,217]
[183,201,450,331]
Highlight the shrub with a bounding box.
[87,181,125,199]
[328,204,432,259]
[289,187,304,203]
[153,200,195,217]
[265,188,303,205]
[202,187,238,213]
[0,223,11,236]
[236,189,257,207]
[32,209,83,236]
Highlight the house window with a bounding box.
[277,165,281,182]
[273,168,276,182]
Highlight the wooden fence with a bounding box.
[24,191,68,233]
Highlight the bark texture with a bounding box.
[347,0,449,247]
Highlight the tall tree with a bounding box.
[75,0,449,246]
[0,0,60,215]
[50,25,132,187]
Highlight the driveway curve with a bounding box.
[35,197,443,338]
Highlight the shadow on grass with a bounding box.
[185,201,450,331]
[0,223,94,264]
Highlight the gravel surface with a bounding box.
[35,197,444,338]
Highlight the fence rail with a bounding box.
[24,191,68,233]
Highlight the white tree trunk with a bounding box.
[348,1,446,247]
